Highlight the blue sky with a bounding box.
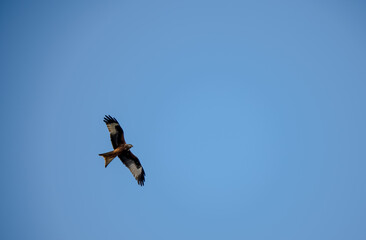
[1,1,366,239]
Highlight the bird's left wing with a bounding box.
[103,115,126,149]
[118,151,145,186]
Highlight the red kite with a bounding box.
[99,115,145,186]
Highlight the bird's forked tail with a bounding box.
[99,150,118,168]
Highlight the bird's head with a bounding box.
[124,144,133,150]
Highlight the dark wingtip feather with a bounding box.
[138,180,145,186]
[103,115,119,124]
[137,169,146,186]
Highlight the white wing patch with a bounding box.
[128,163,143,179]
[107,123,119,134]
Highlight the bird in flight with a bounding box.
[99,115,145,186]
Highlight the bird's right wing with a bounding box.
[103,115,126,149]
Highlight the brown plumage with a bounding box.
[99,115,145,186]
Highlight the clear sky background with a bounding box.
[1,1,366,239]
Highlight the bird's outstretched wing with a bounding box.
[103,115,126,149]
[119,151,146,186]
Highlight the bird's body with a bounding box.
[99,115,145,186]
